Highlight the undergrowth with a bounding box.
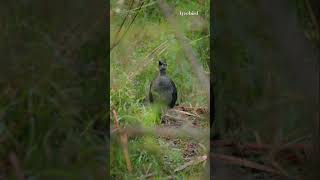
[110,0,210,179]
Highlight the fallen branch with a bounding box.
[112,109,132,173]
[170,109,201,118]
[113,126,209,142]
[211,153,286,176]
[212,140,306,152]
[212,140,306,163]
[174,155,207,172]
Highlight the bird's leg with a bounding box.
[160,106,167,124]
[159,104,172,125]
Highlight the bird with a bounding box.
[149,60,177,108]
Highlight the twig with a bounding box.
[163,114,185,122]
[175,105,208,114]
[111,0,135,49]
[212,140,306,164]
[189,34,210,45]
[111,0,145,50]
[174,155,207,172]
[145,163,152,175]
[283,134,311,147]
[170,109,201,118]
[128,40,168,80]
[112,109,133,173]
[122,1,157,13]
[212,140,306,152]
[198,142,207,152]
[211,153,285,176]
[9,152,25,180]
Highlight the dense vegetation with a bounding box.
[110,0,210,179]
[0,1,107,179]
[212,0,319,179]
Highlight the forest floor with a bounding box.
[159,105,209,175]
[111,104,210,179]
[212,130,310,180]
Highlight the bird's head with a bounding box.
[158,60,167,74]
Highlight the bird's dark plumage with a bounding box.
[149,60,177,108]
[169,79,177,108]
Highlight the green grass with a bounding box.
[110,0,210,179]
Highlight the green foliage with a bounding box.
[110,0,209,179]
